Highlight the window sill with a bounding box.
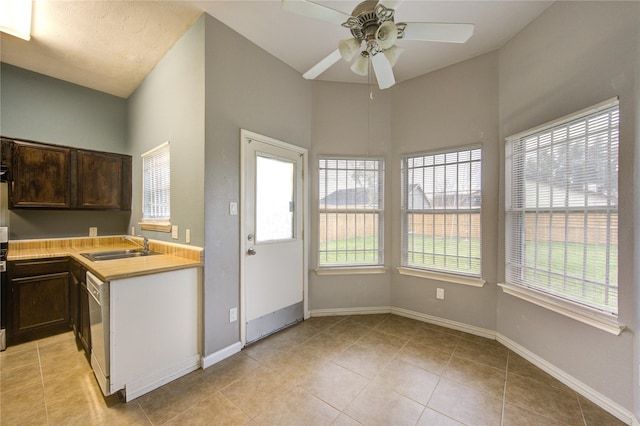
[139,222,172,232]
[498,282,625,336]
[397,267,485,287]
[314,266,388,276]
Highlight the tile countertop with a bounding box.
[7,236,203,282]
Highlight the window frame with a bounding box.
[317,156,385,271]
[140,141,171,232]
[400,144,484,285]
[501,97,623,335]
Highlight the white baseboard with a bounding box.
[497,333,635,425]
[309,306,391,317]
[201,341,242,369]
[391,307,496,339]
[124,354,200,402]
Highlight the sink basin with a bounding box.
[81,249,159,262]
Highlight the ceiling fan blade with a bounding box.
[281,0,352,26]
[371,53,395,90]
[378,0,404,11]
[401,22,475,43]
[302,49,342,80]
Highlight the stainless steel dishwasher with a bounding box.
[87,271,110,395]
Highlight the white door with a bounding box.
[240,130,307,345]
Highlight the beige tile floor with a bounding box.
[0,314,627,425]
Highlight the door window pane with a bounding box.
[255,154,294,242]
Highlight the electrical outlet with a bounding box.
[436,288,445,300]
[171,225,178,240]
[229,307,238,323]
[89,227,98,237]
[185,229,191,244]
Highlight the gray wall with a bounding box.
[389,51,500,330]
[127,15,206,247]
[0,63,129,239]
[497,1,638,410]
[635,4,640,420]
[309,81,392,310]
[203,15,311,355]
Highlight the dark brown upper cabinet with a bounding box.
[77,150,132,210]
[10,140,72,208]
[1,137,132,211]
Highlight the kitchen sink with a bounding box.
[81,249,159,262]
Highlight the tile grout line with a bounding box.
[420,330,461,425]
[576,392,588,426]
[135,400,154,425]
[304,316,389,420]
[35,343,50,425]
[500,350,510,426]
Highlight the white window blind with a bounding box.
[401,146,482,277]
[505,100,619,315]
[318,158,384,267]
[142,142,170,222]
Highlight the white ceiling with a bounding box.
[0,1,553,99]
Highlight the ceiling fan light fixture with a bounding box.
[375,21,398,50]
[338,37,361,62]
[0,0,32,41]
[351,53,369,76]
[384,45,405,67]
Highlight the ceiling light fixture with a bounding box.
[338,38,361,62]
[0,0,32,41]
[351,52,370,76]
[283,0,475,90]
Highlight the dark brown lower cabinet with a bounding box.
[70,259,91,358]
[7,258,70,344]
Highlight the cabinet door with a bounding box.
[10,272,70,340]
[79,281,91,356]
[11,141,72,208]
[77,150,130,210]
[69,270,79,334]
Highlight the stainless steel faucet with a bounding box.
[122,235,149,251]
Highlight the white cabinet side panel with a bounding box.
[110,268,199,392]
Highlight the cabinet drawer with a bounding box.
[11,258,70,277]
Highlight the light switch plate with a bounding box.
[89,227,98,237]
[436,288,445,300]
[230,202,238,216]
[185,229,191,244]
[229,307,238,323]
[171,225,178,240]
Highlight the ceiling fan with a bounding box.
[282,0,474,90]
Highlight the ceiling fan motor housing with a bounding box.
[343,0,401,56]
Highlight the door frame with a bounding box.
[239,129,309,347]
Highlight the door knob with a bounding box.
[247,248,257,256]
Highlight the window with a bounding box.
[401,146,482,278]
[255,154,295,242]
[141,142,170,229]
[318,158,384,267]
[505,99,619,317]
